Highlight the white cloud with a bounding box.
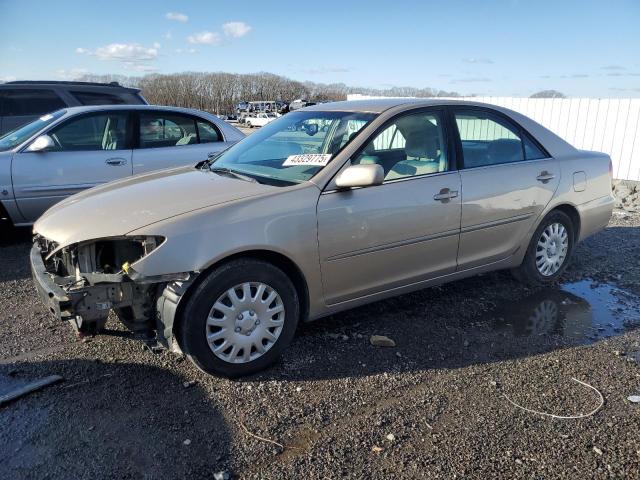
[92,43,159,62]
[0,75,17,83]
[56,68,89,80]
[302,65,350,74]
[123,62,159,73]
[165,12,188,22]
[462,58,494,64]
[164,31,172,40]
[75,42,160,71]
[222,21,252,38]
[187,31,222,45]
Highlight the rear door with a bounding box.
[452,108,559,270]
[132,110,230,174]
[11,110,133,221]
[0,89,66,134]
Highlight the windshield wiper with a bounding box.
[210,167,257,183]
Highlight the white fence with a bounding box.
[347,95,640,181]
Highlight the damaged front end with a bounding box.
[30,234,191,345]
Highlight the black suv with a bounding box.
[0,81,147,135]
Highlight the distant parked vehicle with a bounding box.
[0,81,147,135]
[289,99,308,111]
[0,105,244,224]
[245,112,278,128]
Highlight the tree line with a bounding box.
[78,71,463,114]
[74,72,566,113]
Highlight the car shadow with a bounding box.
[0,226,32,282]
[248,265,640,383]
[0,359,232,479]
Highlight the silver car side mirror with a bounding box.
[335,163,384,189]
[26,134,55,152]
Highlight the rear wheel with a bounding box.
[179,259,299,377]
[512,210,575,286]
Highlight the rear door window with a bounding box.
[139,112,198,148]
[2,89,66,116]
[70,91,128,106]
[454,110,525,168]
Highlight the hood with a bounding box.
[34,166,277,246]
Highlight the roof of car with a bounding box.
[1,80,141,92]
[57,105,214,116]
[303,98,498,113]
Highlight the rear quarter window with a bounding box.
[1,89,66,116]
[70,90,146,106]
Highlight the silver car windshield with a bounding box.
[0,110,66,152]
[212,111,376,183]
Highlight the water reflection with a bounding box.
[490,280,640,344]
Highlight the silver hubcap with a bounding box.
[526,300,558,335]
[535,222,569,276]
[205,282,285,364]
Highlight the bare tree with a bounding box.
[77,71,459,113]
[530,89,566,99]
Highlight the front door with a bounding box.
[317,109,461,305]
[12,111,132,222]
[452,108,560,270]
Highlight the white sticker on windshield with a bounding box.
[39,114,53,121]
[282,154,332,167]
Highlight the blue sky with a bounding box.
[1,0,639,97]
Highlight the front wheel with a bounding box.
[247,122,253,128]
[178,259,300,377]
[512,210,575,286]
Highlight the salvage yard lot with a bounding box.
[1,212,639,479]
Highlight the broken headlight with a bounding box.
[84,236,166,274]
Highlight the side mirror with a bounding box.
[26,134,55,152]
[335,164,384,189]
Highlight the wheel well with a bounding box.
[552,204,581,241]
[0,202,12,224]
[0,202,13,225]
[172,250,310,337]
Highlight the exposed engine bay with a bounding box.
[32,234,191,344]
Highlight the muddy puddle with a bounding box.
[488,280,640,344]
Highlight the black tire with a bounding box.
[178,259,299,378]
[512,210,575,286]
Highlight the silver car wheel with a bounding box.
[535,222,569,276]
[205,282,285,364]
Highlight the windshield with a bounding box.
[0,110,66,152]
[212,110,376,183]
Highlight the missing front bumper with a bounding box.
[30,243,154,326]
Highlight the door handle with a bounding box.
[433,188,459,202]
[536,171,555,183]
[106,157,127,166]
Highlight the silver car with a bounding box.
[0,105,244,224]
[30,99,614,377]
